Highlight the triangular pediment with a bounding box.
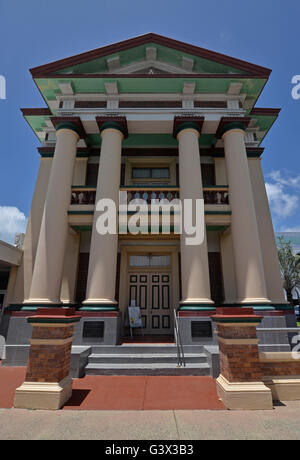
[133,66,171,75]
[30,33,271,78]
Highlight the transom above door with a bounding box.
[128,271,173,335]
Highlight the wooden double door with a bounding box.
[128,272,173,335]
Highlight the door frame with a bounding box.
[128,269,173,335]
[118,243,180,336]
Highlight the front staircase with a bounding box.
[85,344,211,376]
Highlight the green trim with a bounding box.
[99,121,127,137]
[247,151,263,158]
[203,185,229,189]
[68,211,93,215]
[78,306,119,312]
[55,121,82,137]
[207,225,228,231]
[76,152,90,158]
[71,225,92,231]
[178,305,216,311]
[221,121,246,137]
[40,153,54,158]
[205,211,232,215]
[273,305,294,311]
[6,304,65,312]
[27,317,81,324]
[251,306,275,311]
[174,121,202,138]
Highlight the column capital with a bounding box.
[173,116,204,139]
[96,116,128,139]
[216,117,251,139]
[51,116,86,139]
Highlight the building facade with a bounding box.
[1,34,292,363]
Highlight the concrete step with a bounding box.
[88,353,208,365]
[91,345,204,355]
[85,362,211,376]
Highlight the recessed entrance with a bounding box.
[128,271,173,335]
[119,245,180,338]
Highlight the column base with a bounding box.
[23,299,62,305]
[239,298,272,304]
[82,299,118,305]
[262,376,300,402]
[14,377,72,410]
[216,374,273,410]
[181,298,214,305]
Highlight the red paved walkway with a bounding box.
[0,366,26,409]
[0,365,225,410]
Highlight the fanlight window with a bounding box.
[129,255,171,267]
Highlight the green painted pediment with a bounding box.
[51,43,249,76]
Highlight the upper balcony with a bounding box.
[70,185,229,206]
[68,185,231,230]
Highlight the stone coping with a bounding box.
[212,315,263,324]
[27,316,81,324]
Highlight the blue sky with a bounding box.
[0,0,299,243]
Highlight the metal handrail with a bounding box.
[173,309,186,368]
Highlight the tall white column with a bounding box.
[222,125,269,304]
[177,125,213,306]
[26,125,80,304]
[248,158,286,303]
[84,127,124,305]
[13,156,53,303]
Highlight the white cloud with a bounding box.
[268,170,300,189]
[280,226,300,232]
[0,206,27,245]
[265,182,298,219]
[265,170,300,230]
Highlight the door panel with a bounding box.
[128,272,172,334]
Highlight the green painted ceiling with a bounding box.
[34,76,266,102]
[86,133,215,148]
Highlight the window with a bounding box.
[132,167,170,180]
[129,255,171,267]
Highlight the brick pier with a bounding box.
[14,308,80,410]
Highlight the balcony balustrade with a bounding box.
[70,187,229,205]
[203,188,229,205]
[71,188,96,205]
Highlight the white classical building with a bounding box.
[1,35,292,369]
